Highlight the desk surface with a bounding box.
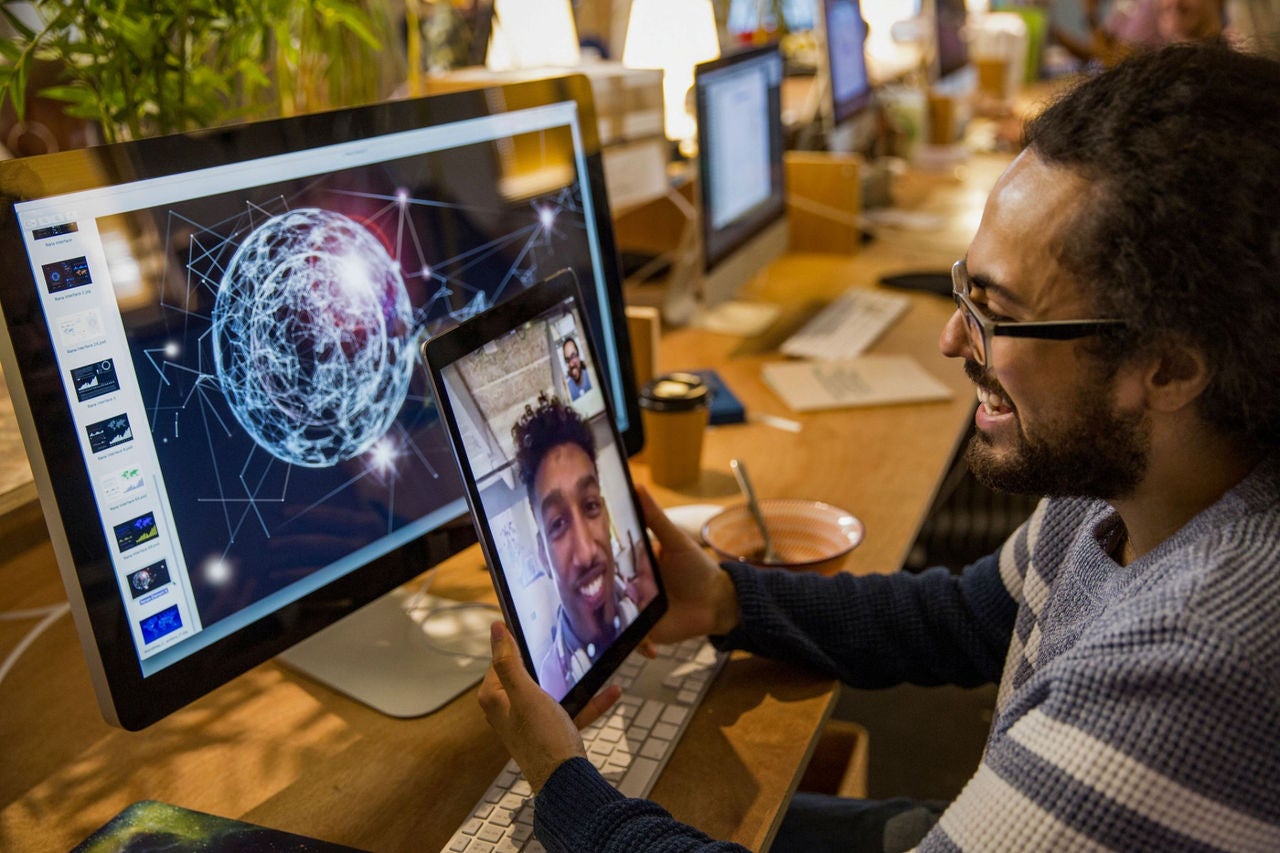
[0,155,1003,852]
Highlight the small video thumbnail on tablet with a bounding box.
[437,293,659,702]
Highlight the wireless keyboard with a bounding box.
[443,637,727,853]
[779,288,910,361]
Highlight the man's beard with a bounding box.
[963,360,1149,500]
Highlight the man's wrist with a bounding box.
[712,568,741,636]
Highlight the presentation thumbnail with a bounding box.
[86,413,134,453]
[57,308,106,347]
[31,222,78,240]
[42,256,92,294]
[139,605,183,644]
[99,466,146,503]
[114,511,159,553]
[71,359,120,402]
[127,560,172,599]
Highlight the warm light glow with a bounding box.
[622,0,721,143]
[862,0,926,79]
[486,0,581,71]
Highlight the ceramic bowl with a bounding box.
[701,498,864,574]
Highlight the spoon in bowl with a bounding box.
[730,458,778,564]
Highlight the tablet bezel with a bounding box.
[423,269,666,717]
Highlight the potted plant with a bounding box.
[0,0,404,146]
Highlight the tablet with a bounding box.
[423,269,665,716]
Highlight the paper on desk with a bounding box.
[762,355,952,412]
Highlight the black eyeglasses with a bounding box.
[951,259,1127,367]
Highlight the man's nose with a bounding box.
[566,514,594,564]
[939,306,972,361]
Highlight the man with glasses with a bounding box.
[477,42,1280,852]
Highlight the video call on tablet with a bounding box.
[424,269,665,716]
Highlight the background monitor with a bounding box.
[935,0,971,82]
[0,75,643,730]
[819,0,876,153]
[692,45,789,312]
[726,0,816,37]
[822,0,873,127]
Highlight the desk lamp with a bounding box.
[486,0,582,72]
[622,0,721,155]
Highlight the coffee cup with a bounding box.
[639,372,709,488]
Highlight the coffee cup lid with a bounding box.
[639,372,709,412]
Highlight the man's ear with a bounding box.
[1144,340,1211,413]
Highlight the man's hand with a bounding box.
[478,622,620,792]
[638,486,741,644]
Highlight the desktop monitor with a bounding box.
[935,0,971,83]
[726,0,816,37]
[0,75,643,730]
[819,0,875,153]
[691,45,789,313]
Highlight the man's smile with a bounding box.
[574,562,607,609]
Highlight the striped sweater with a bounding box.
[533,457,1280,851]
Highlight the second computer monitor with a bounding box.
[820,0,876,153]
[823,0,873,127]
[693,45,788,310]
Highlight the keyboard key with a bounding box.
[477,824,506,843]
[619,756,662,797]
[659,705,689,726]
[634,700,662,730]
[640,737,669,761]
[652,722,679,741]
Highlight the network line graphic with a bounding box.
[130,161,590,611]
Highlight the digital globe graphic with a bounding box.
[211,208,417,468]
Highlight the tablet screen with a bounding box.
[424,270,664,715]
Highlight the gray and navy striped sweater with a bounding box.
[533,457,1280,851]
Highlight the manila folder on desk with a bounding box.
[762,355,952,412]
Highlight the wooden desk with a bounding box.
[0,157,1003,852]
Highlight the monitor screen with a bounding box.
[822,0,873,126]
[0,75,641,730]
[694,45,787,302]
[726,0,816,35]
[937,0,970,80]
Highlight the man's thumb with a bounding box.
[490,621,525,682]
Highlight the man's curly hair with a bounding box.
[1024,42,1280,447]
[512,392,597,500]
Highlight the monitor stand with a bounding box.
[661,215,786,337]
[277,589,492,718]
